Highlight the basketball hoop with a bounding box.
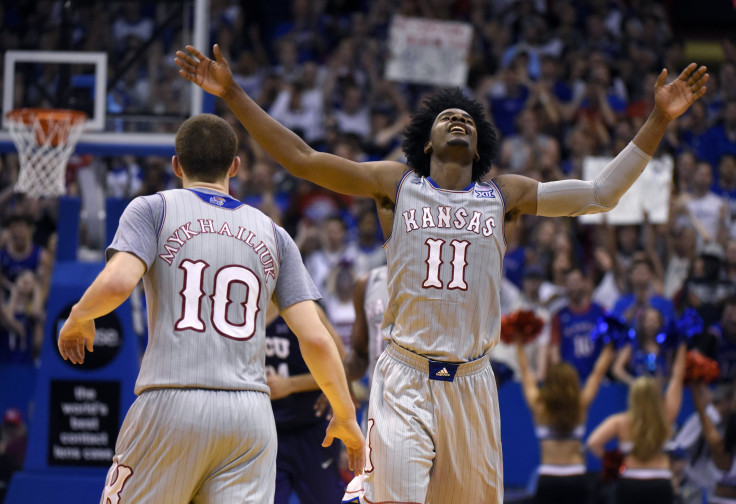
[6,108,87,197]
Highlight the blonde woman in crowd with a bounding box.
[587,343,687,504]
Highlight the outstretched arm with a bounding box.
[516,340,540,413]
[175,44,405,200]
[58,252,145,364]
[587,413,623,458]
[495,63,709,218]
[581,344,615,409]
[611,345,635,386]
[665,344,687,424]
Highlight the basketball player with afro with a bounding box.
[176,43,707,504]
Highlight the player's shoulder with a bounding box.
[611,412,629,429]
[369,161,413,196]
[365,159,409,176]
[124,192,165,216]
[270,221,298,256]
[153,188,183,199]
[140,188,185,210]
[490,173,539,215]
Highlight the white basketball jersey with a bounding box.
[364,265,389,382]
[383,172,506,361]
[138,189,281,394]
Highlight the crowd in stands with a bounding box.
[2,0,736,502]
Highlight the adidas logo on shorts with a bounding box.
[429,360,459,381]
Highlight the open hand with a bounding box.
[322,416,366,476]
[58,316,95,364]
[175,44,235,98]
[654,63,709,121]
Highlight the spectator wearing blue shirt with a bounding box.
[484,59,531,139]
[612,306,668,386]
[0,214,51,301]
[700,99,736,174]
[549,268,607,382]
[678,100,710,157]
[611,255,676,328]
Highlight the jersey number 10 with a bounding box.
[174,259,261,340]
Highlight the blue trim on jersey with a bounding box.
[382,170,414,249]
[155,192,165,238]
[342,498,361,503]
[426,176,475,192]
[187,189,245,210]
[271,221,282,265]
[488,179,507,251]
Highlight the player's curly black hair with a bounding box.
[401,88,498,182]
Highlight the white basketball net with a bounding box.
[6,110,87,197]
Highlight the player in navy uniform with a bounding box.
[177,44,708,503]
[265,302,347,504]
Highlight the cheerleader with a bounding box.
[587,343,686,504]
[612,306,668,386]
[517,337,615,503]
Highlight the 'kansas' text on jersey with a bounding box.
[383,172,506,361]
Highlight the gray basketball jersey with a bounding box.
[364,265,389,383]
[383,172,506,361]
[107,188,319,395]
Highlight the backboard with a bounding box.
[0,0,210,156]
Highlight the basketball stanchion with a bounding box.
[5,108,87,197]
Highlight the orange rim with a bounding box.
[6,108,87,125]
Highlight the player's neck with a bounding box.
[428,162,472,190]
[185,181,230,195]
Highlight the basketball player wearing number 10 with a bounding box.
[176,44,708,504]
[57,114,364,504]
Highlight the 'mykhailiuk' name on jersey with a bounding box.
[158,219,276,281]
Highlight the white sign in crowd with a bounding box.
[579,155,674,225]
[385,15,473,88]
